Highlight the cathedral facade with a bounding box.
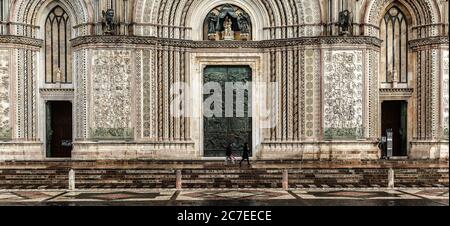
[0,0,448,161]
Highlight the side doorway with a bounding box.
[381,101,408,157]
[46,101,73,158]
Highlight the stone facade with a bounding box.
[0,0,448,161]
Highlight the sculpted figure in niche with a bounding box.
[338,10,352,36]
[207,12,218,34]
[223,17,234,40]
[238,12,250,34]
[102,9,116,35]
[55,68,62,83]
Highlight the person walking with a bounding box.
[225,143,236,165]
[239,143,251,167]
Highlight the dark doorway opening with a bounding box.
[381,101,408,157]
[203,66,252,157]
[46,101,73,158]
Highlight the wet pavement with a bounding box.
[0,188,447,206]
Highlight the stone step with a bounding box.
[0,165,448,189]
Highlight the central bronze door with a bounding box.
[203,66,252,157]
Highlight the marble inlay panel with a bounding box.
[323,50,363,139]
[0,50,10,140]
[91,50,133,139]
[443,50,449,137]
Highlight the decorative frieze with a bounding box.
[409,36,449,50]
[71,36,382,49]
[379,88,414,97]
[0,49,10,140]
[0,35,43,48]
[323,50,364,140]
[91,50,133,140]
[40,88,74,97]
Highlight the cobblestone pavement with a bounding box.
[0,188,447,206]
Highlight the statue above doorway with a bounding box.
[204,4,252,41]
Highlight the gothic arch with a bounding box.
[10,0,91,37]
[133,0,322,39]
[361,0,441,37]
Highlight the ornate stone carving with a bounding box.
[39,88,74,97]
[0,35,43,48]
[379,88,414,97]
[75,49,89,139]
[409,37,449,49]
[443,50,449,137]
[72,36,382,49]
[323,50,364,139]
[304,49,320,138]
[91,50,133,140]
[0,50,11,140]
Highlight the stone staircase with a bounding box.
[0,160,448,189]
[0,169,68,189]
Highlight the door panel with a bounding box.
[46,101,73,158]
[203,66,252,157]
[381,101,408,157]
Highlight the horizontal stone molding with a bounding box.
[71,35,382,49]
[39,88,75,98]
[380,88,414,97]
[0,35,43,47]
[409,36,449,49]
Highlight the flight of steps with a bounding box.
[0,161,448,190]
[0,169,68,189]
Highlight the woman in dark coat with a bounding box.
[239,143,251,167]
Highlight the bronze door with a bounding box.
[203,66,252,157]
[46,101,73,158]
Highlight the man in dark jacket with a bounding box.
[239,143,251,167]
